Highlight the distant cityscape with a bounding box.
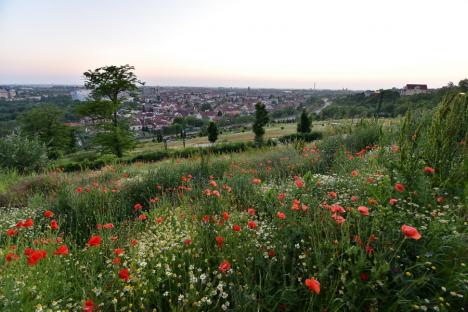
[0,83,429,134]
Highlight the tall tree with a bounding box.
[252,102,269,146]
[297,109,312,133]
[20,105,72,158]
[458,79,468,92]
[207,121,219,143]
[78,65,143,157]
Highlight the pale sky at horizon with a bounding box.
[0,0,467,90]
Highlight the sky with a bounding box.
[0,0,467,89]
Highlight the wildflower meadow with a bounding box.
[0,94,466,311]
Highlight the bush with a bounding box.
[0,132,48,173]
[317,135,343,172]
[130,150,170,163]
[278,131,322,144]
[342,119,382,152]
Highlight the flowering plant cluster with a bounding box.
[0,142,465,311]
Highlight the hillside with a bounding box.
[319,83,468,119]
[0,93,466,311]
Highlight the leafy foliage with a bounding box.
[207,121,219,143]
[297,109,312,133]
[79,65,144,157]
[278,132,322,144]
[252,102,269,146]
[0,132,48,173]
[19,105,73,158]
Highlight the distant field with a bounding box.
[132,122,330,155]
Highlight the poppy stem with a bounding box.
[388,238,406,264]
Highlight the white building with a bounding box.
[70,89,92,101]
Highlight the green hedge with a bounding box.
[53,141,277,172]
[278,131,322,144]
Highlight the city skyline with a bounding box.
[1,0,467,89]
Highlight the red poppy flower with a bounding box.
[278,193,286,201]
[219,260,231,273]
[119,268,130,281]
[149,197,159,203]
[209,180,218,187]
[252,178,261,185]
[351,170,359,177]
[331,204,345,214]
[304,277,320,294]
[76,187,83,193]
[133,203,143,211]
[327,192,337,199]
[87,235,102,247]
[247,208,256,216]
[401,224,422,240]
[247,221,257,229]
[268,249,276,257]
[277,211,286,219]
[357,206,369,216]
[202,215,210,223]
[424,167,435,173]
[130,239,138,246]
[50,220,59,230]
[332,213,346,224]
[351,196,358,202]
[53,244,69,256]
[23,218,34,228]
[83,299,94,312]
[113,257,121,265]
[359,272,369,281]
[223,211,230,221]
[388,198,398,205]
[27,249,47,266]
[6,228,17,237]
[183,239,192,245]
[295,179,304,188]
[436,196,444,204]
[156,217,164,223]
[394,183,405,192]
[5,253,19,262]
[114,248,124,256]
[233,224,241,232]
[56,237,63,243]
[103,223,114,229]
[365,244,374,255]
[44,210,54,218]
[138,214,147,221]
[215,236,224,248]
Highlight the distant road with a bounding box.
[314,98,331,114]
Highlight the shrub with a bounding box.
[316,135,343,172]
[342,119,382,152]
[129,150,170,162]
[278,132,322,144]
[0,132,48,173]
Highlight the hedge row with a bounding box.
[53,140,277,172]
[278,131,322,144]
